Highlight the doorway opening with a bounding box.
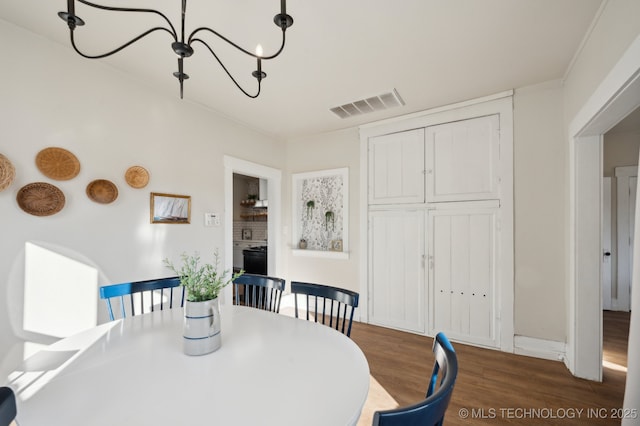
[601,109,639,383]
[232,173,268,274]
[570,36,640,380]
[223,156,282,305]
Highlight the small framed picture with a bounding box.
[150,192,191,224]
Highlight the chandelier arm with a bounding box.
[69,27,176,60]
[188,27,287,60]
[76,0,178,39]
[190,38,261,99]
[259,30,287,60]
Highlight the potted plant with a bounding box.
[164,250,243,355]
[325,210,335,231]
[306,200,315,219]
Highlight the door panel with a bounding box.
[368,129,425,205]
[615,166,637,311]
[369,210,425,333]
[602,177,612,310]
[426,115,500,202]
[430,207,497,347]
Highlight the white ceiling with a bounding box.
[0,0,605,140]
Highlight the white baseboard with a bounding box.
[514,335,566,362]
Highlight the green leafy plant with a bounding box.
[164,250,243,302]
[325,210,335,231]
[306,200,315,219]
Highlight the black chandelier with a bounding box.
[58,0,293,98]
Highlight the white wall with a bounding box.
[283,129,360,293]
[603,130,640,177]
[0,21,285,357]
[513,81,566,341]
[285,85,569,344]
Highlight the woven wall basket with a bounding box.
[35,147,80,180]
[17,182,65,216]
[125,166,150,189]
[86,179,118,204]
[0,153,16,192]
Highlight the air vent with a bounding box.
[330,89,405,119]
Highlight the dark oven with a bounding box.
[243,246,267,275]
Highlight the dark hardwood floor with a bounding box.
[351,311,630,425]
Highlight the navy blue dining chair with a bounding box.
[99,276,184,321]
[233,274,285,313]
[290,281,359,337]
[372,332,458,426]
[0,386,17,426]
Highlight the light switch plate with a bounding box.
[204,212,220,227]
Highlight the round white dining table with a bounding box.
[2,305,370,425]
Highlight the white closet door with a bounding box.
[369,209,426,333]
[429,206,498,347]
[616,166,637,312]
[368,129,425,205]
[426,115,500,202]
[602,177,612,310]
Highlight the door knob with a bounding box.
[604,251,611,257]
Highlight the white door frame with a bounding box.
[223,156,282,305]
[568,35,640,380]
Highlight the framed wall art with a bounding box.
[150,192,191,224]
[292,167,348,259]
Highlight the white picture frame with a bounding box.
[291,167,348,259]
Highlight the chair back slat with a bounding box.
[99,277,184,321]
[372,332,458,426]
[120,296,126,319]
[290,281,359,338]
[305,295,310,321]
[232,274,285,313]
